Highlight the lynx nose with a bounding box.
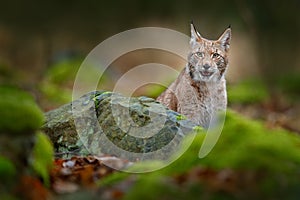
[203,64,210,70]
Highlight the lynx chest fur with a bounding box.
[157,23,231,128]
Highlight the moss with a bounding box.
[39,83,72,104]
[0,156,16,181]
[124,175,180,200]
[30,132,54,186]
[227,78,269,104]
[200,110,300,172]
[0,86,44,134]
[39,58,109,105]
[45,58,83,85]
[140,84,166,99]
[176,114,187,121]
[39,57,82,104]
[101,109,300,199]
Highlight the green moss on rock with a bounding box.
[0,87,44,134]
[176,114,187,121]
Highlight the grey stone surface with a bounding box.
[42,91,198,160]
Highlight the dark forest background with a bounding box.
[1,0,299,84]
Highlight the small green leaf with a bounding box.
[176,114,187,121]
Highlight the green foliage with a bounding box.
[40,58,109,105]
[39,82,72,104]
[141,84,166,99]
[227,79,269,104]
[30,132,54,187]
[0,86,44,134]
[46,58,83,85]
[40,58,83,104]
[0,156,16,181]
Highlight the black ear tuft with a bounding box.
[218,28,231,52]
[191,21,198,33]
[190,21,203,46]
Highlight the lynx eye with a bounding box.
[195,52,204,58]
[212,52,221,59]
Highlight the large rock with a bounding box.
[42,91,198,160]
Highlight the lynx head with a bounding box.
[187,22,231,83]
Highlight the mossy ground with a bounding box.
[99,110,300,199]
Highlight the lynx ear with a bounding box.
[217,27,231,52]
[190,22,202,47]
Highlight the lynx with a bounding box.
[157,23,231,128]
